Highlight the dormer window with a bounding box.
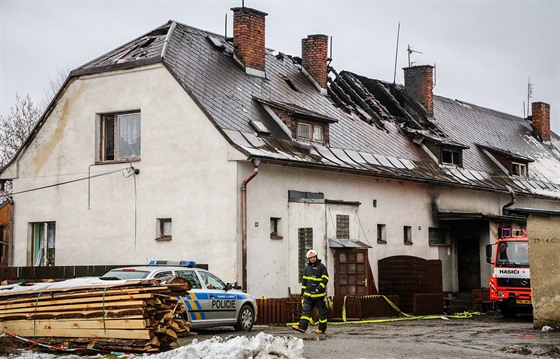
[477,144,533,179]
[297,122,324,143]
[511,162,527,177]
[441,147,463,167]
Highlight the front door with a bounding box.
[457,237,481,291]
[334,249,371,296]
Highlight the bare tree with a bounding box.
[0,93,41,167]
[41,64,71,110]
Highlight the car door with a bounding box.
[197,270,238,324]
[175,269,209,325]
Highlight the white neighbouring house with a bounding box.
[1,7,559,302]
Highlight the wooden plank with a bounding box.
[0,300,147,314]
[4,327,153,340]
[0,285,171,305]
[0,307,147,320]
[0,293,155,310]
[1,318,148,332]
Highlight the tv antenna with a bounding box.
[527,76,533,117]
[407,45,422,67]
[393,22,400,84]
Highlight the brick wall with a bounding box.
[531,102,551,141]
[403,65,434,117]
[302,34,329,89]
[232,7,267,72]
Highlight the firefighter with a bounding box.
[292,249,329,334]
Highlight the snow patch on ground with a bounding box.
[4,332,305,359]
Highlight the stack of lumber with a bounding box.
[0,276,194,353]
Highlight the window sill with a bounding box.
[95,158,141,165]
[155,236,172,242]
[404,241,413,245]
[377,240,387,244]
[270,235,283,240]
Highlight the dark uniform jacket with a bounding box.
[301,259,329,298]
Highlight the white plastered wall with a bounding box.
[8,65,245,284]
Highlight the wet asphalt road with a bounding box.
[181,311,560,359]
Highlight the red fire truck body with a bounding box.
[486,228,532,317]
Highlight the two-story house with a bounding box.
[1,6,559,299]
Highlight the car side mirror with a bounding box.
[225,283,233,291]
[486,244,493,264]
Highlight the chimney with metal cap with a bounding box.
[403,65,434,117]
[531,102,551,142]
[301,34,329,91]
[231,7,268,77]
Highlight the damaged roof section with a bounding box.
[63,14,560,200]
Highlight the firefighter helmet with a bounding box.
[306,249,318,258]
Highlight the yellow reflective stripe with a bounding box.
[319,283,326,288]
[319,319,327,323]
[306,292,326,298]
[321,275,329,280]
[300,315,312,321]
[307,277,323,282]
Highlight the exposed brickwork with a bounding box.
[231,7,268,72]
[302,34,329,89]
[531,102,551,141]
[403,65,434,117]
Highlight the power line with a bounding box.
[8,166,134,196]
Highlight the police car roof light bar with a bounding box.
[148,259,197,267]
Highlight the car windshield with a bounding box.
[103,269,151,279]
[497,241,529,266]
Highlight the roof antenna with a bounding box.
[225,14,227,39]
[527,76,533,117]
[393,21,400,84]
[242,0,245,8]
[329,36,333,65]
[407,45,422,67]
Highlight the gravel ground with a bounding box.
[182,311,560,359]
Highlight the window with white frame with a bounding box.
[297,122,324,143]
[511,162,527,177]
[30,222,56,266]
[100,112,141,161]
[441,148,462,166]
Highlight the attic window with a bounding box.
[297,122,324,143]
[511,162,527,177]
[207,36,225,50]
[250,120,270,136]
[441,148,462,167]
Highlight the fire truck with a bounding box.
[485,228,532,317]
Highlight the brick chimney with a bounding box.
[403,65,434,117]
[531,102,551,142]
[231,7,268,77]
[301,34,329,91]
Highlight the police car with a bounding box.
[101,260,257,331]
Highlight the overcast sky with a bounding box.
[1,0,559,134]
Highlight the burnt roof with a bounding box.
[68,20,560,200]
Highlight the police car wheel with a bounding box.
[234,304,254,331]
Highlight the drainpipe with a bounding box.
[241,159,260,292]
[502,185,516,215]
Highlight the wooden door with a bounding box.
[334,249,370,296]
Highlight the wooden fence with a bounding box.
[256,293,445,325]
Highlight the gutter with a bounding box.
[502,185,516,215]
[241,159,260,292]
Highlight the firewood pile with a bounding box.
[0,276,195,353]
